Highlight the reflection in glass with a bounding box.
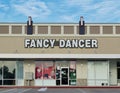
[3,61,16,79]
[0,61,16,85]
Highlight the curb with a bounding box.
[0,86,120,88]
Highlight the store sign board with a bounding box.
[24,39,98,48]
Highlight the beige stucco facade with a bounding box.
[76,60,87,86]
[0,36,119,54]
[0,23,120,86]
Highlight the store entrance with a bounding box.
[61,67,69,85]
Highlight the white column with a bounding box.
[22,25,25,34]
[9,25,12,34]
[35,25,38,35]
[74,25,77,35]
[61,25,64,35]
[48,25,51,35]
[100,26,103,35]
[113,26,116,35]
[87,26,90,35]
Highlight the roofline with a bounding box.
[0,22,120,24]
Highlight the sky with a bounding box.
[0,0,120,23]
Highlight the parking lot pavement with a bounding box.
[0,88,32,93]
[0,88,120,93]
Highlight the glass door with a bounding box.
[61,67,69,85]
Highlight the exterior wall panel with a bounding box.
[12,26,22,34]
[90,26,100,34]
[64,26,74,34]
[103,26,113,34]
[38,26,48,34]
[116,26,120,34]
[24,60,35,86]
[51,26,61,34]
[0,26,9,34]
[76,60,87,86]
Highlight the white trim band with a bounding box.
[0,54,120,59]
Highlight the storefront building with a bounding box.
[0,18,120,86]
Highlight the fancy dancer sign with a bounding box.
[24,39,98,48]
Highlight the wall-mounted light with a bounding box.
[80,16,84,26]
[79,16,85,35]
[27,16,33,35]
[28,16,32,26]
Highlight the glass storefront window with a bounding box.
[34,60,77,86]
[88,61,109,86]
[0,62,2,80]
[56,63,61,85]
[69,62,76,79]
[35,61,55,79]
[0,61,2,85]
[56,62,61,80]
[0,61,17,85]
[117,62,120,79]
[117,62,120,67]
[35,62,42,79]
[17,61,23,79]
[56,68,60,79]
[69,61,76,85]
[2,61,16,85]
[0,80,2,85]
[69,80,76,85]
[3,61,16,79]
[43,62,55,79]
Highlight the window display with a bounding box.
[35,61,55,79]
[35,60,77,86]
[69,61,76,85]
[35,62,42,79]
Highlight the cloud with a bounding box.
[60,15,76,22]
[65,0,93,6]
[0,3,10,20]
[86,1,120,22]
[0,3,9,10]
[13,0,51,18]
[0,0,120,22]
[61,0,120,22]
